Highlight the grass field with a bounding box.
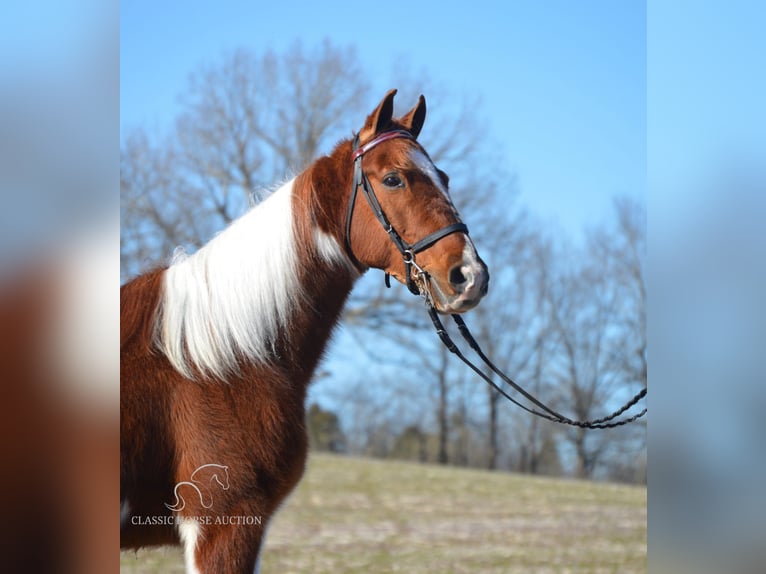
[120,453,646,573]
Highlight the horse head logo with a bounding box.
[165,463,230,512]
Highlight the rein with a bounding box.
[428,309,647,429]
[345,130,647,430]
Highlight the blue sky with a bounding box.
[121,0,646,239]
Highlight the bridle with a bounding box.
[343,130,468,298]
[343,129,646,430]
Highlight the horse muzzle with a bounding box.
[430,252,489,314]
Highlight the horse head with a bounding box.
[344,89,489,313]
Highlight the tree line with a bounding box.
[121,40,646,484]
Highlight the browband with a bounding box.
[351,130,414,161]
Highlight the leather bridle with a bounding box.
[343,130,468,297]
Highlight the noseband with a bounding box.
[343,130,469,296]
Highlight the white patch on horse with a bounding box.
[459,235,484,289]
[461,231,481,265]
[409,148,455,206]
[313,227,359,276]
[157,179,304,380]
[178,519,201,574]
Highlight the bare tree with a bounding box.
[541,197,645,479]
[545,256,613,478]
[121,40,370,278]
[175,41,370,219]
[120,130,215,278]
[591,196,647,390]
[506,233,565,474]
[588,196,647,481]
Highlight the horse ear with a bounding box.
[359,89,397,142]
[399,95,427,139]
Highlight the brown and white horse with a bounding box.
[120,90,489,573]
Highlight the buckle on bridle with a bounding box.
[404,252,430,299]
[410,260,435,307]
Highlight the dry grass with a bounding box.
[121,453,646,573]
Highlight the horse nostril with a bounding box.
[449,265,468,288]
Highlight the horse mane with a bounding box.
[153,179,308,381]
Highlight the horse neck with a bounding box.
[285,147,360,379]
[156,143,360,384]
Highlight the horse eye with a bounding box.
[382,174,404,189]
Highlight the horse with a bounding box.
[120,89,489,573]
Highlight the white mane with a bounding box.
[156,179,304,380]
